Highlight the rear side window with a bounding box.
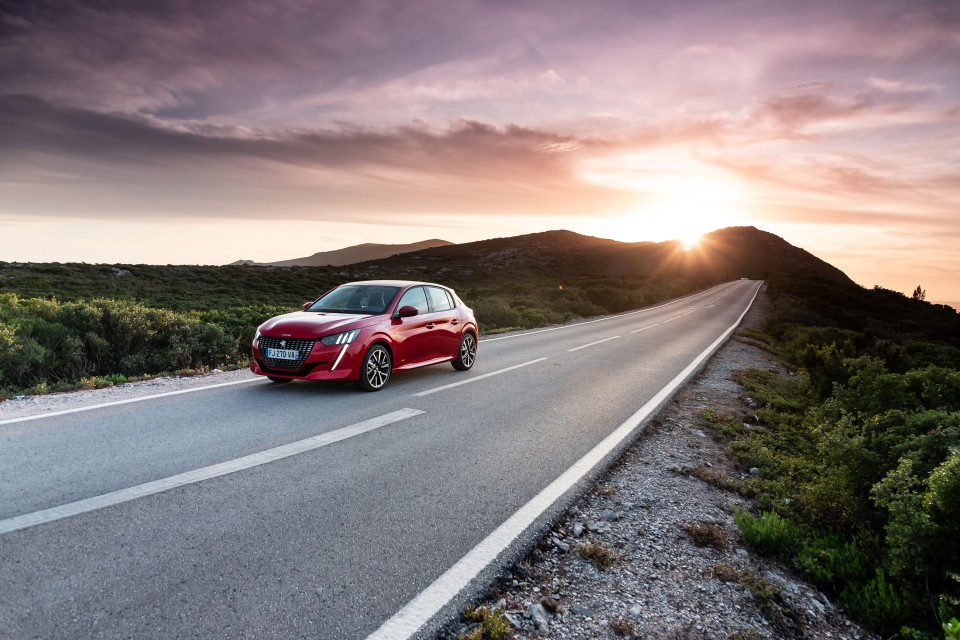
[426,286,454,312]
[397,286,430,314]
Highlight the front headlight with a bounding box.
[253,329,262,344]
[320,329,361,346]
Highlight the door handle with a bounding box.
[451,319,460,325]
[426,323,436,329]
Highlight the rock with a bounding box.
[749,467,761,476]
[504,612,524,630]
[528,603,550,633]
[599,508,618,522]
[572,523,585,538]
[111,267,132,277]
[570,604,594,617]
[691,429,707,437]
[629,604,643,618]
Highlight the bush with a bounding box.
[839,568,906,635]
[0,295,257,394]
[733,507,802,561]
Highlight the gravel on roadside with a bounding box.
[443,287,878,640]
[0,367,257,421]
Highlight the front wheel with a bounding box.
[452,333,477,371]
[357,344,392,391]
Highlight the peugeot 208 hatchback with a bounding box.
[250,280,478,391]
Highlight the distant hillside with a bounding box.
[0,227,855,313]
[229,239,454,267]
[347,226,855,288]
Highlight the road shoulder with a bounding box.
[443,286,878,640]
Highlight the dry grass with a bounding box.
[609,616,637,637]
[683,521,729,549]
[576,542,615,570]
[596,483,616,497]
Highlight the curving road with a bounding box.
[0,279,761,639]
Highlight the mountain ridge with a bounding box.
[344,226,854,288]
[229,239,454,267]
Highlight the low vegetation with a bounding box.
[0,258,705,398]
[576,541,615,570]
[713,275,960,638]
[460,606,514,640]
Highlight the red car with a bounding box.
[250,280,478,391]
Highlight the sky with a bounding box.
[1,0,959,302]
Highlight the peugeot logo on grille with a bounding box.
[280,340,287,348]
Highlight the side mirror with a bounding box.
[397,305,419,318]
[302,302,313,311]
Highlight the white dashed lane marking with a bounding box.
[0,408,425,536]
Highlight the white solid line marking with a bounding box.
[366,281,762,640]
[0,378,261,426]
[0,408,425,536]
[482,282,729,343]
[566,335,621,352]
[414,359,548,397]
[630,324,660,334]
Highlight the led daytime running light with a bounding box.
[321,329,360,346]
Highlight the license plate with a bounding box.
[266,347,299,360]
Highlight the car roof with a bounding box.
[342,280,451,289]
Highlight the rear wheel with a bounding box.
[357,344,392,391]
[452,333,477,371]
[267,376,292,384]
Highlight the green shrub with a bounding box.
[794,532,873,591]
[733,507,802,561]
[839,568,906,635]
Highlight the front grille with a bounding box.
[259,337,315,371]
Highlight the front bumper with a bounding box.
[250,340,361,381]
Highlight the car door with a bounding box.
[424,286,461,358]
[390,286,435,367]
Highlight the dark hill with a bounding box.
[0,227,854,314]
[228,239,454,267]
[349,226,854,287]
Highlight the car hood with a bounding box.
[258,312,378,338]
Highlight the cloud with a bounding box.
[867,77,940,94]
[0,93,642,220]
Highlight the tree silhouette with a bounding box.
[912,285,926,301]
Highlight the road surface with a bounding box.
[0,279,761,639]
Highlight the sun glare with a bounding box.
[578,153,747,244]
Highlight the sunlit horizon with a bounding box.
[2,1,958,302]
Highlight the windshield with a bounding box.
[306,285,400,314]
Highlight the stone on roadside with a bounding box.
[599,508,618,522]
[528,603,550,633]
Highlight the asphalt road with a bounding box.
[0,279,761,639]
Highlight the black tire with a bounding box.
[452,332,477,371]
[357,344,392,391]
[267,376,292,384]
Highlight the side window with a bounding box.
[397,286,430,314]
[426,286,453,312]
